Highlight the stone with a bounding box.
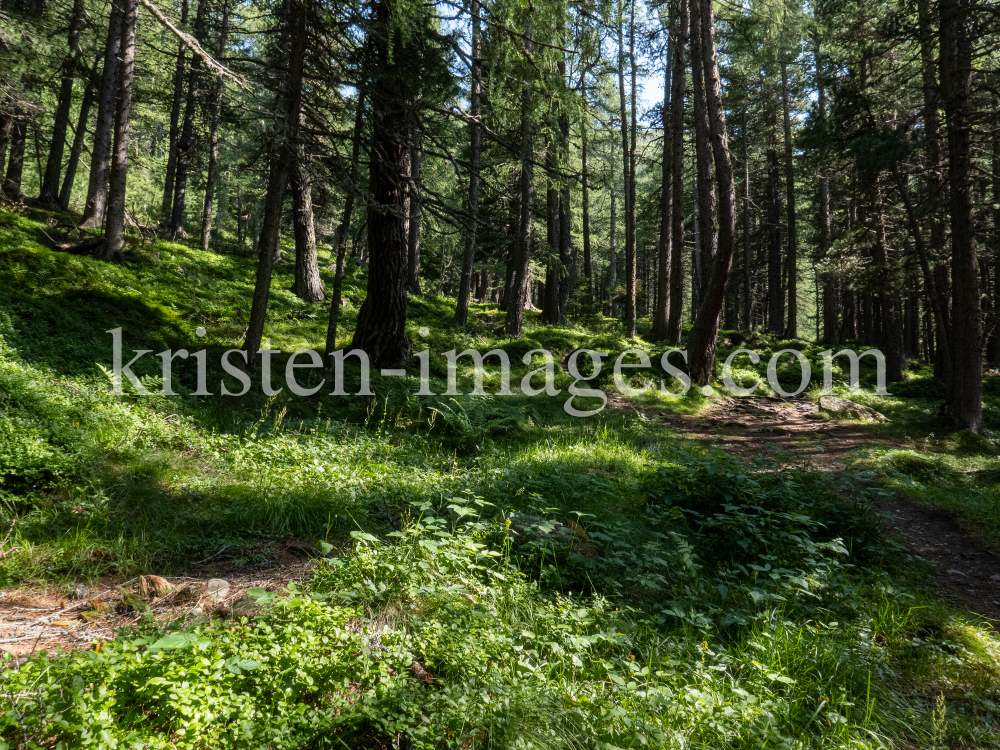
[69,583,89,599]
[817,396,888,423]
[204,579,230,605]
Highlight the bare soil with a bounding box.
[0,540,320,661]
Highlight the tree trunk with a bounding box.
[815,40,837,344]
[290,144,324,302]
[558,203,572,318]
[650,15,672,342]
[455,5,482,325]
[766,138,782,334]
[689,0,715,307]
[992,123,1000,366]
[624,0,638,337]
[940,0,981,430]
[200,0,229,251]
[667,0,688,345]
[103,0,139,260]
[0,115,11,177]
[615,2,633,335]
[609,188,618,318]
[169,0,209,238]
[742,107,752,332]
[58,65,97,210]
[918,0,951,381]
[406,121,423,295]
[581,64,591,297]
[692,151,700,316]
[242,0,307,367]
[557,57,572,320]
[39,0,84,204]
[325,90,366,357]
[504,18,534,337]
[897,171,951,379]
[687,0,737,386]
[542,138,560,324]
[162,0,189,221]
[871,185,905,380]
[781,59,798,338]
[79,0,123,228]
[352,0,423,366]
[2,115,27,198]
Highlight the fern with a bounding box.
[421,394,522,438]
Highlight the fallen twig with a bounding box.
[194,545,230,565]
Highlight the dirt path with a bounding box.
[653,395,900,468]
[876,496,1000,625]
[0,544,318,660]
[630,395,1000,628]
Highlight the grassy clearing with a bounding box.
[1,207,999,748]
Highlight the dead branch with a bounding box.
[139,0,251,90]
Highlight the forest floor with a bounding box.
[5,391,1000,663]
[4,205,1000,747]
[616,394,1000,628]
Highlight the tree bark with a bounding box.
[667,0,688,345]
[625,0,638,337]
[558,184,572,317]
[557,51,572,320]
[2,115,26,198]
[200,0,229,251]
[687,0,737,386]
[169,0,209,238]
[742,107,752,332]
[0,115,11,177]
[781,58,798,338]
[325,90,366,357]
[542,137,559,324]
[650,13,673,342]
[162,0,189,221]
[39,0,84,204]
[581,65,591,293]
[609,187,618,318]
[870,185,905,380]
[242,0,307,367]
[615,2,633,334]
[406,120,423,295]
[689,0,715,307]
[505,17,534,337]
[352,0,424,365]
[290,144,324,302]
[454,4,482,325]
[918,0,951,380]
[103,0,139,260]
[79,0,123,227]
[814,40,837,344]
[766,136,782,334]
[940,0,981,430]
[993,122,1000,366]
[895,167,952,382]
[58,65,97,210]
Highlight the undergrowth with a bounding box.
[0,207,999,748]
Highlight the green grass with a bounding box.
[1,207,999,748]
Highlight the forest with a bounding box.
[1,0,1000,746]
